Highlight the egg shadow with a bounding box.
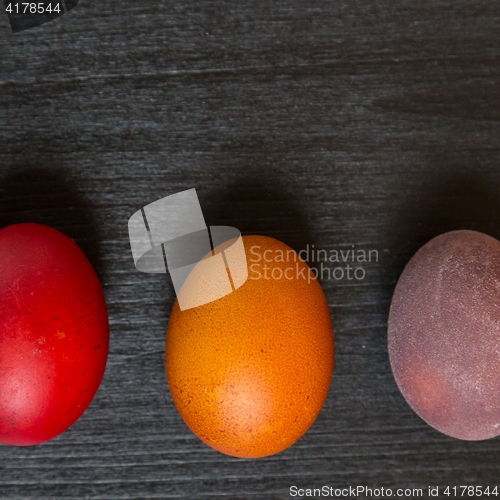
[161,174,317,316]
[0,166,103,278]
[384,169,500,292]
[199,175,315,255]
[379,167,500,430]
[380,167,500,332]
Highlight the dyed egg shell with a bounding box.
[166,235,334,458]
[0,223,109,446]
[388,230,500,440]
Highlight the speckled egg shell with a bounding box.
[388,230,500,440]
[166,235,335,458]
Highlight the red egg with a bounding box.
[0,223,109,446]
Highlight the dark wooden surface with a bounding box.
[1,0,500,498]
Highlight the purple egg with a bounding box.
[389,230,500,440]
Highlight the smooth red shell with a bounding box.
[0,223,109,446]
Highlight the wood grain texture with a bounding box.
[1,0,500,498]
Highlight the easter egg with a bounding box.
[388,230,500,440]
[166,235,334,458]
[0,223,109,446]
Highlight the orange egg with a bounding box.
[166,235,334,458]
